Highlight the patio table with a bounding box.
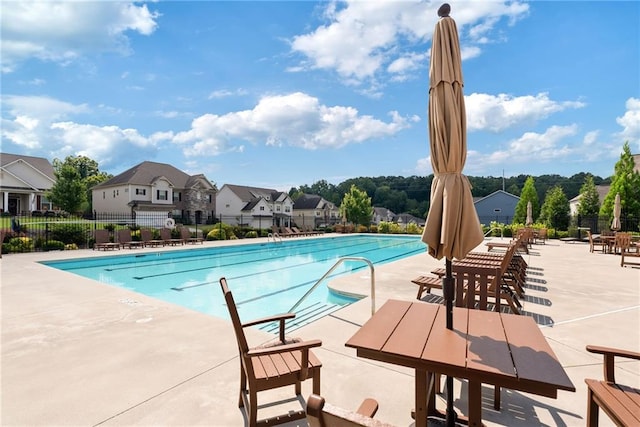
[345,299,575,427]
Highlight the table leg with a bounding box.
[415,369,427,427]
[468,380,482,427]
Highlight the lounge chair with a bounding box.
[306,394,393,427]
[279,226,295,238]
[140,229,164,247]
[584,345,640,426]
[219,277,322,427]
[291,226,309,236]
[93,229,120,251]
[486,230,530,254]
[159,227,183,245]
[116,229,144,249]
[179,226,203,244]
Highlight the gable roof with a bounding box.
[473,190,520,204]
[224,184,287,203]
[1,152,55,181]
[294,194,322,209]
[93,161,212,190]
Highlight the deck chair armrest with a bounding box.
[307,394,391,427]
[586,345,640,382]
[247,339,322,357]
[242,312,296,328]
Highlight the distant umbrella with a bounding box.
[611,193,621,231]
[420,4,483,426]
[526,201,533,226]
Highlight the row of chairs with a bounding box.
[93,227,203,250]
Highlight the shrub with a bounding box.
[5,237,34,253]
[377,221,392,234]
[405,223,422,235]
[65,243,79,250]
[245,230,258,238]
[369,225,378,233]
[357,225,368,233]
[42,240,65,251]
[207,228,227,240]
[50,223,89,246]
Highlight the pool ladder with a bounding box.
[289,256,376,317]
[267,232,282,243]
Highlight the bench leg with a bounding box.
[587,387,599,427]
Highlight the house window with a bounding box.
[208,194,212,203]
[196,191,201,200]
[113,190,116,198]
[226,204,230,208]
[277,206,281,212]
[173,192,181,202]
[259,206,265,211]
[103,191,105,199]
[157,190,168,200]
[135,188,146,195]
[285,206,290,213]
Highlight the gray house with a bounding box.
[473,190,520,225]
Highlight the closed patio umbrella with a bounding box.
[526,201,533,226]
[421,4,483,426]
[611,193,621,231]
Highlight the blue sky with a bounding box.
[2,1,639,192]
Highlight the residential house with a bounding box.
[0,153,55,215]
[372,207,395,225]
[92,161,216,226]
[473,190,520,225]
[394,213,425,227]
[569,185,610,215]
[292,194,341,228]
[216,184,293,229]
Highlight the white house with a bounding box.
[0,153,55,215]
[292,194,341,228]
[372,207,395,225]
[92,161,216,226]
[216,184,293,229]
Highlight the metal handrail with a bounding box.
[289,256,376,316]
[484,227,504,238]
[267,232,282,243]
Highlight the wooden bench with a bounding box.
[585,345,640,426]
[307,394,395,427]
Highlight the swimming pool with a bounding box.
[42,234,426,327]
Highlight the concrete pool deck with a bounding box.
[1,235,638,426]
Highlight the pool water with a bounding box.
[42,234,426,325]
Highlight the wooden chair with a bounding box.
[93,229,120,251]
[585,345,640,426]
[453,264,505,410]
[616,232,640,267]
[587,231,607,253]
[159,227,183,245]
[306,394,394,427]
[117,229,144,249]
[179,226,203,244]
[220,277,322,427]
[140,229,164,247]
[534,228,547,244]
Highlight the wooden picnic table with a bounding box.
[345,299,575,427]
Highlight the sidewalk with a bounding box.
[1,237,638,426]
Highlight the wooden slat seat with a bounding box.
[307,394,395,427]
[585,345,640,426]
[219,277,322,427]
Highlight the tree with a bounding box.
[600,141,640,221]
[47,164,86,213]
[52,155,112,213]
[576,175,600,217]
[339,185,373,227]
[514,176,539,224]
[539,186,570,230]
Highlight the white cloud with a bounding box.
[1,1,159,72]
[616,97,640,148]
[208,89,249,99]
[172,92,416,156]
[465,92,586,132]
[290,1,529,87]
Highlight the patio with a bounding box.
[1,236,638,426]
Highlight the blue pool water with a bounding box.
[42,234,426,325]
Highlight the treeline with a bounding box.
[289,173,610,219]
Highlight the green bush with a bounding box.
[42,240,65,251]
[50,223,89,246]
[405,223,422,235]
[207,228,227,240]
[357,225,368,233]
[65,243,79,250]
[377,221,392,233]
[5,237,34,253]
[245,230,258,238]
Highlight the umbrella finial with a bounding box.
[438,3,451,17]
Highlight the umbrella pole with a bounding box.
[443,258,457,426]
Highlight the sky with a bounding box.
[1,1,639,192]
